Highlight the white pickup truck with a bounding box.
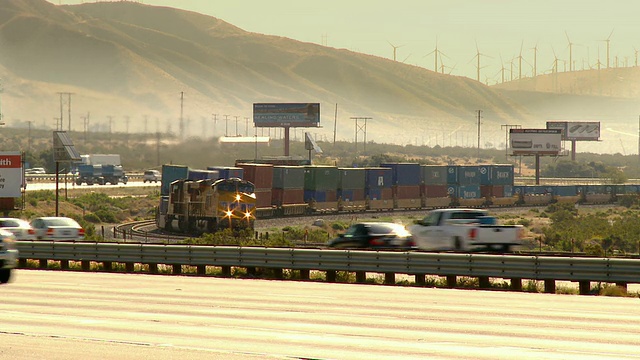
[409,208,524,252]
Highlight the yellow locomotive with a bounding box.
[164,177,256,233]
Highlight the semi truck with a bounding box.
[408,208,524,252]
[75,164,128,185]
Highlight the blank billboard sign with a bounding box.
[510,129,562,155]
[253,103,320,127]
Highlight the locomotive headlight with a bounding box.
[244,212,252,219]
[235,194,241,201]
[225,210,233,218]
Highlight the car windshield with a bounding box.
[43,218,78,227]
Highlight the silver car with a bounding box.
[0,218,36,241]
[30,217,85,241]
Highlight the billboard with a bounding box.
[546,121,601,141]
[0,151,22,197]
[510,129,562,155]
[253,103,320,127]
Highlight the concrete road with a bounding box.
[1,270,639,359]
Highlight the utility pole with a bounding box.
[234,116,240,136]
[179,91,184,140]
[476,110,483,159]
[351,117,371,155]
[107,115,113,143]
[144,115,148,134]
[333,103,338,146]
[57,92,74,131]
[501,124,521,162]
[212,114,218,137]
[245,117,249,136]
[223,115,229,136]
[125,116,130,146]
[27,121,32,153]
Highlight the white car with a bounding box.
[143,169,161,183]
[0,229,18,284]
[30,217,85,241]
[25,167,46,174]
[0,218,36,240]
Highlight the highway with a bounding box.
[24,180,158,191]
[2,270,639,359]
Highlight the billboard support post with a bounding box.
[284,127,290,156]
[571,140,577,161]
[535,154,541,185]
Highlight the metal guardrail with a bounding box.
[16,242,640,289]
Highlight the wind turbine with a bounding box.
[601,29,614,68]
[530,42,539,77]
[496,54,507,83]
[514,41,530,79]
[470,42,491,82]
[550,46,561,73]
[565,31,575,72]
[388,41,404,61]
[424,38,448,72]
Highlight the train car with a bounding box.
[162,177,256,234]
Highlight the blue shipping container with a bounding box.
[188,169,220,181]
[446,166,459,184]
[364,167,392,188]
[161,164,189,196]
[207,166,244,179]
[503,185,513,197]
[304,190,336,202]
[478,165,492,185]
[380,163,421,186]
[457,166,481,185]
[447,185,482,199]
[491,165,515,186]
[553,185,578,197]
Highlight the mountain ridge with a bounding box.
[0,0,638,152]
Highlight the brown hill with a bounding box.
[0,0,638,153]
[0,0,530,145]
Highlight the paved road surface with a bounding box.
[2,270,640,359]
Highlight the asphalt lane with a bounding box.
[1,270,639,359]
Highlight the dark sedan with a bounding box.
[328,222,416,250]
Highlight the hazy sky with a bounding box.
[51,0,640,83]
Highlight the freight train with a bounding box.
[158,176,256,234]
[156,162,629,234]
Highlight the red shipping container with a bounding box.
[271,188,305,206]
[480,185,504,198]
[423,185,449,198]
[393,185,421,199]
[237,163,273,189]
[254,189,273,208]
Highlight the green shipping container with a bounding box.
[304,166,339,191]
[338,168,366,189]
[272,166,305,189]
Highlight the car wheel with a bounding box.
[453,237,463,251]
[0,269,12,284]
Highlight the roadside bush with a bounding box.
[83,213,101,223]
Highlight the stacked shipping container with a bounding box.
[271,166,305,206]
[237,163,273,208]
[303,166,339,202]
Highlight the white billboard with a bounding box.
[510,129,562,155]
[546,121,601,141]
[0,151,23,197]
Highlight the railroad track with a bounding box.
[114,220,190,243]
